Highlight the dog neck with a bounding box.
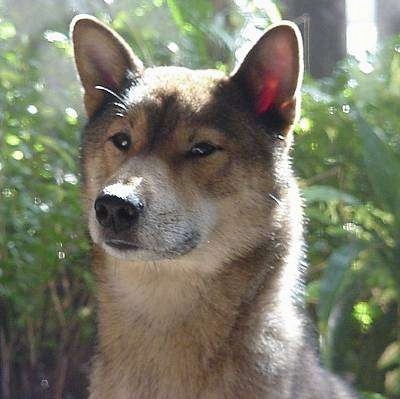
[90,199,304,397]
[94,231,303,350]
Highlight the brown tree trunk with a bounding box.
[281,0,346,78]
[0,330,11,399]
[376,0,400,42]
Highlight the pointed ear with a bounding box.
[70,14,143,117]
[232,21,303,130]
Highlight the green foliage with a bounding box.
[0,0,399,398]
[0,3,94,397]
[296,37,400,397]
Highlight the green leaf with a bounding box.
[385,368,400,395]
[5,134,21,146]
[360,393,387,399]
[317,242,364,325]
[166,0,187,32]
[353,301,374,332]
[378,342,400,370]
[303,185,360,205]
[0,20,16,40]
[355,112,400,224]
[36,136,75,170]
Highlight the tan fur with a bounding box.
[71,15,358,399]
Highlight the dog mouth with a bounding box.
[101,231,201,260]
[105,239,140,251]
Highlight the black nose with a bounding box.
[94,194,144,233]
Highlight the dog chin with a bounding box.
[99,238,200,262]
[100,242,166,261]
[89,217,202,261]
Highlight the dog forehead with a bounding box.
[120,66,232,147]
[126,66,226,109]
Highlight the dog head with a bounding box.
[71,15,303,264]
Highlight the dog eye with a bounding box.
[110,132,131,151]
[188,142,219,157]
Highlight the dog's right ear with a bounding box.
[70,15,143,117]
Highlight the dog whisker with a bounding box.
[268,192,282,207]
[112,102,128,111]
[95,85,128,107]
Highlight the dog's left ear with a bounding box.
[232,21,303,131]
[70,14,144,117]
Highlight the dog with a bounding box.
[71,14,358,399]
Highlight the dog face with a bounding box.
[71,16,302,263]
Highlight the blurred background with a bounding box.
[0,0,399,398]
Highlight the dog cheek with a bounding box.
[195,199,218,239]
[88,208,102,245]
[143,199,216,254]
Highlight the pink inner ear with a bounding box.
[256,73,280,114]
[99,65,118,90]
[89,48,119,89]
